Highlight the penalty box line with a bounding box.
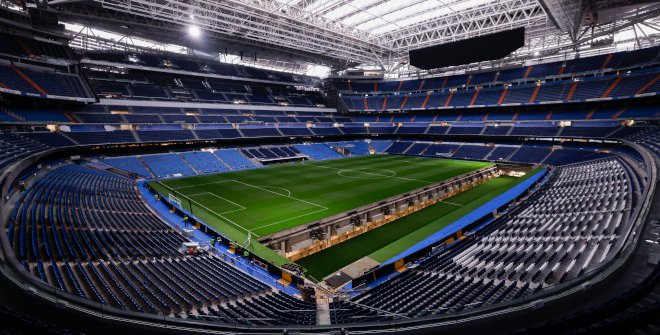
[167,182,257,238]
[174,179,328,211]
[187,192,246,214]
[230,180,331,233]
[169,179,329,234]
[229,179,328,211]
[251,207,329,232]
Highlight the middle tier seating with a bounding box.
[340,67,660,112]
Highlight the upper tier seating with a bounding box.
[61,105,347,125]
[1,108,70,122]
[350,105,656,123]
[137,130,195,142]
[84,51,305,85]
[83,52,322,107]
[0,32,71,59]
[340,70,660,111]
[335,46,659,94]
[0,65,40,94]
[0,64,91,99]
[67,131,136,145]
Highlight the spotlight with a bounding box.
[188,25,201,38]
[533,51,540,56]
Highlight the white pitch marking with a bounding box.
[302,162,435,184]
[254,185,292,197]
[227,181,328,231]
[439,200,463,207]
[188,192,246,214]
[337,169,396,180]
[187,192,210,197]
[230,179,328,211]
[171,179,326,211]
[156,180,258,236]
[173,179,329,232]
[252,207,329,232]
[401,159,442,166]
[181,192,257,237]
[171,179,235,190]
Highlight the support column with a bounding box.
[280,240,287,256]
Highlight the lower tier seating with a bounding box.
[6,164,313,323]
[331,158,638,323]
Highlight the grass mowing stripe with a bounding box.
[368,178,515,262]
[369,167,544,263]
[295,175,532,280]
[152,156,490,236]
[189,192,246,214]
[147,155,492,267]
[302,162,434,184]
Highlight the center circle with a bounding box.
[337,169,396,179]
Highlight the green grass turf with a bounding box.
[148,155,491,265]
[296,168,544,280]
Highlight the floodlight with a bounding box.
[188,25,201,38]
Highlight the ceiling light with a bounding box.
[188,25,201,38]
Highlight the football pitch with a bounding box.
[296,172,540,280]
[149,155,491,265]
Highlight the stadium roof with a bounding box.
[16,0,660,73]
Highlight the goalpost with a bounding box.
[155,180,194,213]
[244,231,253,249]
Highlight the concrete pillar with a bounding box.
[280,240,287,256]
